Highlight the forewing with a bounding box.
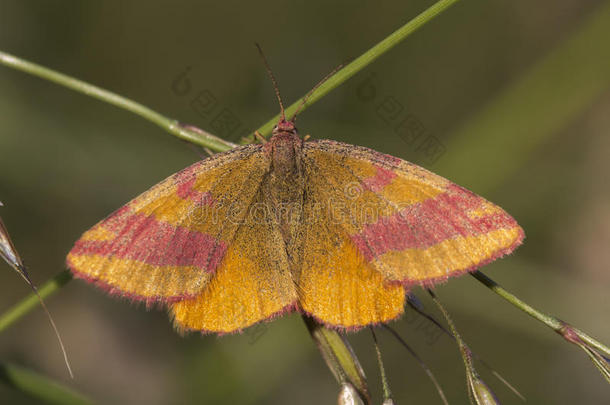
[170,182,298,334]
[67,144,269,303]
[303,140,524,287]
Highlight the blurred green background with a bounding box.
[1,1,609,403]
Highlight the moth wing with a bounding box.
[67,144,269,303]
[303,139,524,287]
[296,163,406,329]
[170,181,298,334]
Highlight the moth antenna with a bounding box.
[290,63,344,123]
[255,43,285,121]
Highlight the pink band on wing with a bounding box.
[70,212,226,272]
[351,185,518,261]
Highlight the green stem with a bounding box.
[471,271,610,358]
[0,362,92,405]
[0,270,72,333]
[370,328,392,402]
[303,316,370,404]
[428,290,501,405]
[428,290,475,377]
[0,51,236,152]
[251,0,462,139]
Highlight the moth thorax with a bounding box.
[269,132,301,177]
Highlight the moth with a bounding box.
[67,56,523,334]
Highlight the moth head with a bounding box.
[275,119,296,133]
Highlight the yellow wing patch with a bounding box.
[170,186,298,333]
[375,227,524,285]
[298,237,405,328]
[297,174,405,329]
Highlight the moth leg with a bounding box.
[253,131,268,144]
